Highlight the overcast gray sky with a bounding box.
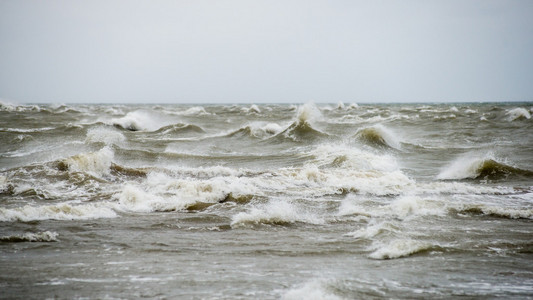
[1,0,532,103]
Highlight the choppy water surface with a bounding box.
[1,101,533,299]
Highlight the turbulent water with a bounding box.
[1,101,533,299]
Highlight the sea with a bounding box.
[1,101,532,299]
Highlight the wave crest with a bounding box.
[58,148,114,176]
[438,155,533,180]
[0,231,59,242]
[354,125,401,150]
[506,107,531,121]
[369,239,436,259]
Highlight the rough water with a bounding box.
[1,101,532,299]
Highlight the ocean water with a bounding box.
[1,101,532,299]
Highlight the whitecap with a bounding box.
[62,147,114,176]
[0,231,59,242]
[506,107,531,121]
[86,127,126,146]
[369,239,434,259]
[110,110,175,131]
[0,203,117,222]
[231,199,324,227]
[282,279,342,300]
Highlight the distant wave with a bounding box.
[240,104,262,114]
[437,155,533,180]
[111,110,177,131]
[0,100,41,112]
[226,123,282,139]
[353,125,401,150]
[506,107,531,121]
[154,123,205,135]
[273,103,328,142]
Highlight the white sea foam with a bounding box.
[238,122,283,138]
[0,203,117,222]
[111,110,175,131]
[369,239,434,259]
[354,124,402,150]
[0,176,8,191]
[63,147,114,176]
[241,104,261,114]
[459,204,533,219]
[86,127,126,146]
[310,144,399,172]
[437,153,495,180]
[339,195,445,220]
[0,100,41,112]
[231,200,323,227]
[345,221,399,239]
[282,279,342,300]
[116,172,257,213]
[0,231,59,242]
[178,106,211,116]
[296,103,322,125]
[506,107,531,121]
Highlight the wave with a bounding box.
[454,205,533,219]
[231,200,324,227]
[240,104,262,114]
[437,155,533,180]
[58,147,114,176]
[0,231,59,243]
[0,203,117,222]
[116,171,257,213]
[506,107,531,121]
[282,279,342,300]
[272,103,328,142]
[111,110,176,131]
[177,106,211,116]
[154,123,205,135]
[345,221,400,239]
[369,239,437,259]
[86,127,126,146]
[353,125,401,150]
[0,100,41,112]
[226,123,282,139]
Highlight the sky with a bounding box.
[0,0,532,104]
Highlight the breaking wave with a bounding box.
[231,200,324,227]
[437,155,533,180]
[154,123,205,135]
[0,203,117,222]
[369,239,436,260]
[506,107,531,121]
[227,123,282,139]
[353,125,401,150]
[0,231,59,243]
[86,127,126,146]
[58,147,114,176]
[454,205,533,219]
[111,110,176,131]
[282,279,342,300]
[273,103,328,142]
